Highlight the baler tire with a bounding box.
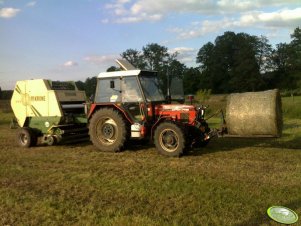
[89,108,127,152]
[154,122,185,157]
[17,128,33,148]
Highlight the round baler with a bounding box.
[11,79,88,147]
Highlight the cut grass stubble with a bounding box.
[0,97,300,225]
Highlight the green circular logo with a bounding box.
[267,206,298,224]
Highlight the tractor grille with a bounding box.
[180,113,189,123]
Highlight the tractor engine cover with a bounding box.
[155,104,197,124]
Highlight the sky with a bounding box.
[0,0,301,90]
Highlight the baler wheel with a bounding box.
[89,108,127,152]
[17,128,35,148]
[154,122,185,157]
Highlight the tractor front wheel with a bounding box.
[89,108,127,152]
[154,122,185,157]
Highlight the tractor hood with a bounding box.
[156,104,195,112]
[154,104,197,124]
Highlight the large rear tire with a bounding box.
[89,108,127,152]
[154,122,185,157]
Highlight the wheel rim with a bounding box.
[47,136,55,146]
[159,128,179,152]
[19,133,29,145]
[96,117,118,145]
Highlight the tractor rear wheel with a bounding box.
[17,127,36,148]
[154,122,185,157]
[89,108,127,152]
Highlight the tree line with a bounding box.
[76,26,301,97]
[1,27,299,99]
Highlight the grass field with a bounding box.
[0,97,300,225]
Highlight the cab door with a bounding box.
[121,76,145,122]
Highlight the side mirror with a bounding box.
[110,81,115,89]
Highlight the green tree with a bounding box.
[289,26,301,71]
[270,27,301,90]
[196,42,215,90]
[196,31,264,93]
[196,42,214,71]
[183,67,201,94]
[229,33,263,92]
[121,43,186,96]
[142,43,169,70]
[273,43,291,72]
[120,49,145,69]
[84,77,97,98]
[106,66,119,72]
[255,35,274,73]
[75,81,85,91]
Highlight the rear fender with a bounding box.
[88,103,133,124]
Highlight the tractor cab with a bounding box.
[94,69,165,123]
[93,59,185,124]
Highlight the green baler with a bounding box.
[11,79,88,147]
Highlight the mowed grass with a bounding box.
[0,97,301,225]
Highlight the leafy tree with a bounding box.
[121,43,186,95]
[272,43,291,72]
[183,67,201,94]
[106,66,119,72]
[289,26,301,71]
[120,49,145,69]
[230,33,263,92]
[196,42,214,71]
[75,81,85,91]
[255,35,274,73]
[84,77,97,98]
[269,27,301,90]
[1,90,13,99]
[196,42,215,91]
[196,31,264,93]
[142,43,169,70]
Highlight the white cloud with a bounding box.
[101,18,109,24]
[129,0,215,15]
[169,47,198,64]
[103,0,301,24]
[63,61,78,67]
[169,7,301,40]
[26,1,36,7]
[84,55,119,65]
[172,19,233,39]
[217,0,256,11]
[114,13,162,23]
[243,8,301,27]
[0,7,20,18]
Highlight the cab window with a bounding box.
[95,78,121,102]
[121,77,143,102]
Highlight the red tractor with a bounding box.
[88,60,212,157]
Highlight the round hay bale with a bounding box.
[226,89,282,137]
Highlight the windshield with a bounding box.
[139,72,165,102]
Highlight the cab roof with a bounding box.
[97,69,158,79]
[97,70,141,79]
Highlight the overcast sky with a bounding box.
[0,0,300,89]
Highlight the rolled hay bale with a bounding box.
[226,89,282,137]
